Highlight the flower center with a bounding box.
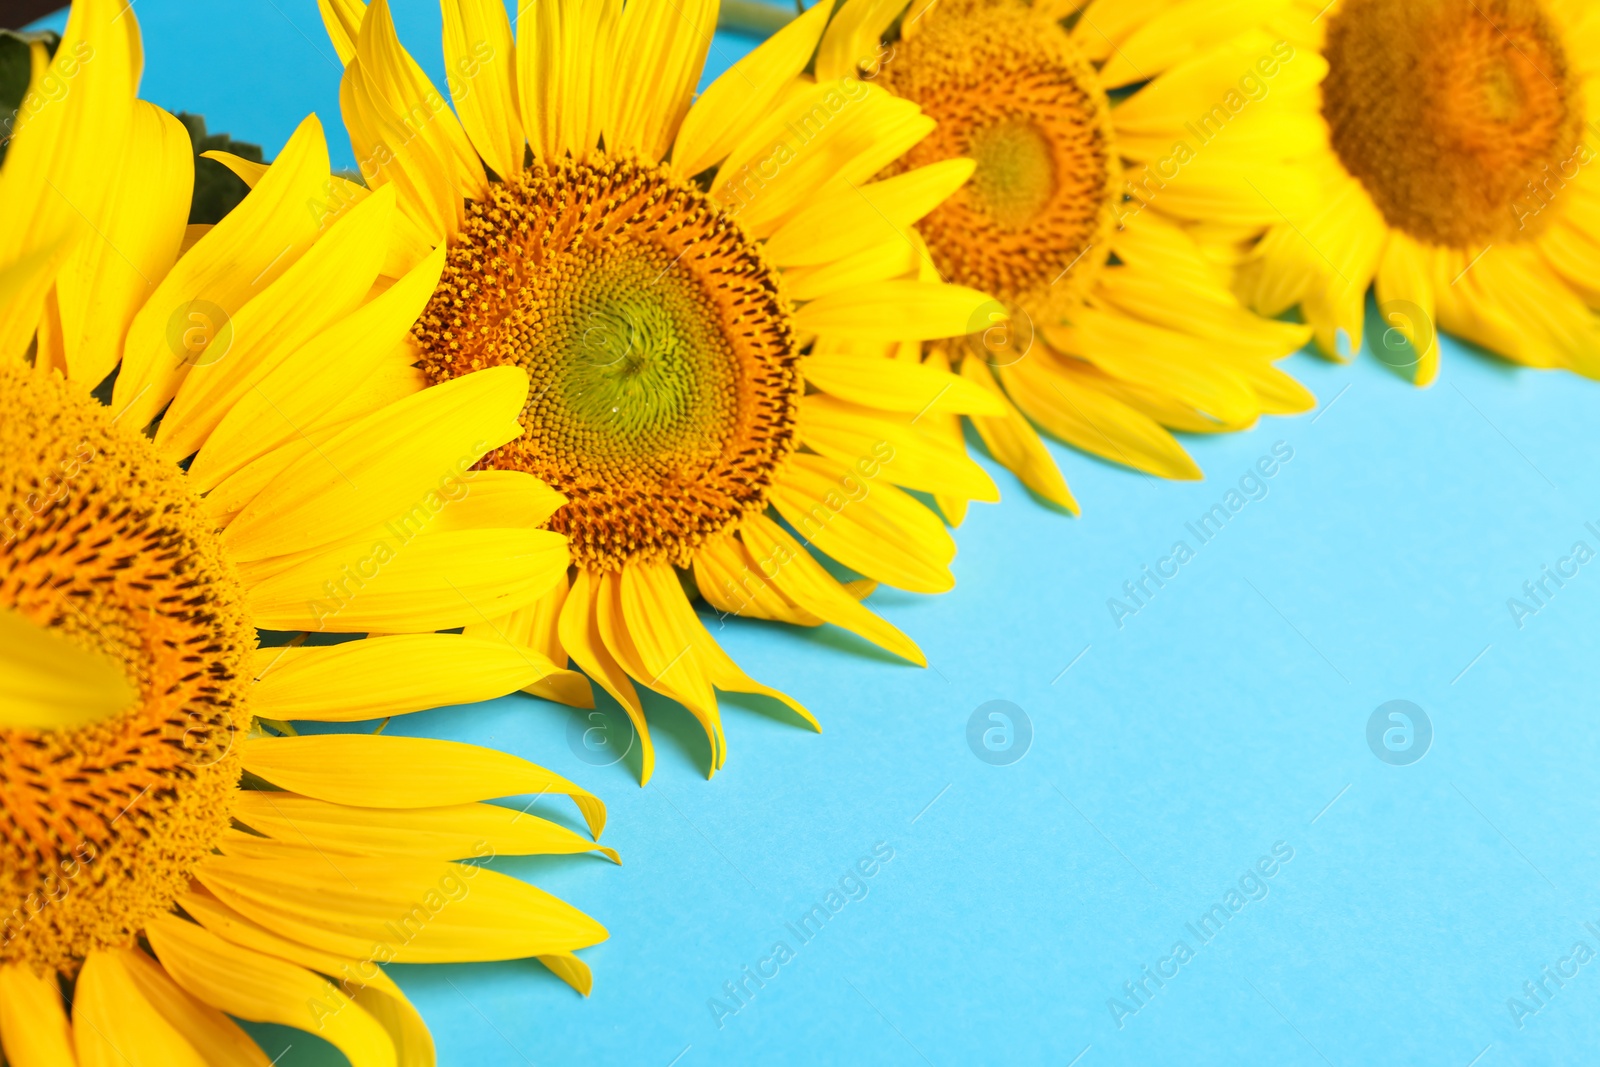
[1322,0,1585,246]
[879,0,1120,310]
[413,155,801,572]
[0,367,252,973]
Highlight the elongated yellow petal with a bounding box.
[743,515,925,664]
[0,0,137,362]
[801,394,1000,502]
[318,0,367,64]
[1001,356,1202,481]
[251,633,562,722]
[559,569,652,781]
[73,950,208,1067]
[223,364,527,561]
[175,887,426,1034]
[145,915,396,1067]
[815,0,908,81]
[112,114,332,432]
[443,0,524,177]
[54,102,192,391]
[673,0,835,175]
[200,840,607,963]
[0,964,76,1067]
[796,280,991,341]
[113,948,271,1067]
[613,564,724,765]
[765,158,974,267]
[233,792,618,863]
[518,0,618,159]
[156,185,395,463]
[0,607,132,730]
[241,732,605,836]
[694,533,822,627]
[803,350,1004,416]
[243,526,569,635]
[959,355,1079,514]
[188,247,443,493]
[609,0,715,159]
[771,453,956,592]
[358,0,485,201]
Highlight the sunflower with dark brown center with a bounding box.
[0,4,616,1062]
[812,0,1315,507]
[1238,0,1600,383]
[322,0,1005,782]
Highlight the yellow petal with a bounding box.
[222,364,528,561]
[815,0,909,82]
[765,158,973,267]
[199,839,607,963]
[54,102,192,391]
[233,791,619,863]
[519,0,620,160]
[673,0,835,175]
[111,114,332,432]
[801,393,1000,502]
[242,525,568,635]
[111,948,271,1067]
[442,0,525,177]
[1001,356,1202,481]
[251,633,563,722]
[155,184,396,463]
[145,914,396,1067]
[742,515,924,664]
[608,0,715,160]
[0,0,137,362]
[0,964,76,1067]
[72,950,208,1067]
[795,280,990,341]
[187,247,444,493]
[317,0,367,64]
[559,568,653,782]
[958,355,1078,514]
[241,732,605,836]
[771,452,956,592]
[694,533,822,627]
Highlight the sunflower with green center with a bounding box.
[0,4,614,1063]
[306,0,1000,783]
[805,0,1315,508]
[1235,0,1600,383]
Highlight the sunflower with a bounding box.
[1234,0,1600,384]
[304,0,1000,783]
[0,4,614,1063]
[803,0,1315,506]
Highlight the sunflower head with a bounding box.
[412,153,801,573]
[0,367,252,973]
[877,0,1120,314]
[1321,0,1585,246]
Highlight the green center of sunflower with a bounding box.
[1322,0,1585,246]
[877,0,1119,312]
[966,119,1058,229]
[0,367,252,974]
[412,155,801,572]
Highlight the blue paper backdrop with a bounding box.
[30,4,1600,1065]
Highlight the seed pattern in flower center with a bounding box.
[413,155,801,572]
[0,367,252,972]
[1322,0,1584,246]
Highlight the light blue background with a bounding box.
[34,4,1600,1064]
